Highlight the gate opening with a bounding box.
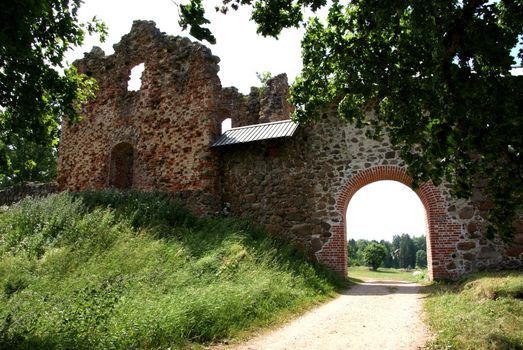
[346,180,428,271]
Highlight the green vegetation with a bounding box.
[348,234,426,269]
[348,266,427,283]
[425,271,523,350]
[362,242,387,271]
[0,191,341,349]
[0,1,106,181]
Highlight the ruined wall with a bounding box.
[0,182,57,206]
[219,74,294,127]
[58,21,226,214]
[221,106,523,279]
[58,21,522,279]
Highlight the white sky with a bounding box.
[346,181,427,241]
[65,0,308,93]
[64,1,517,240]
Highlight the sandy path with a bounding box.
[216,279,429,350]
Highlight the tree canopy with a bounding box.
[0,0,106,184]
[181,0,523,240]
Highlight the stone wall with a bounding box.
[219,74,294,128]
[58,21,225,215]
[0,182,57,206]
[220,108,523,279]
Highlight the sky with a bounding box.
[346,181,427,241]
[65,0,308,93]
[65,0,517,242]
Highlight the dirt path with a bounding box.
[216,279,429,350]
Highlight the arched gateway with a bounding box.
[316,166,460,280]
[58,21,522,281]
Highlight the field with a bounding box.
[348,266,427,282]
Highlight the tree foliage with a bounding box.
[416,250,427,268]
[348,234,426,269]
[362,242,387,271]
[0,0,106,182]
[0,138,57,188]
[180,0,523,241]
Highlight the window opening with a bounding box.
[128,63,145,91]
[221,118,232,134]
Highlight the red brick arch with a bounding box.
[315,165,460,280]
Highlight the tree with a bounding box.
[180,0,523,241]
[379,239,394,268]
[362,242,387,271]
[398,234,416,269]
[416,250,428,269]
[347,238,359,266]
[412,235,427,253]
[0,0,106,182]
[0,138,57,188]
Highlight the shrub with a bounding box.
[362,242,387,270]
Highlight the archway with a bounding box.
[315,165,461,280]
[109,142,134,189]
[346,180,428,270]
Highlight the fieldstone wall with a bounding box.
[219,73,294,128]
[58,21,226,215]
[0,182,57,206]
[220,107,523,279]
[58,21,522,279]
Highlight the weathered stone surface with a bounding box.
[459,206,475,219]
[0,182,57,205]
[463,253,476,261]
[457,242,476,251]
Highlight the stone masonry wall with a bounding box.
[219,74,294,128]
[221,106,523,279]
[0,182,58,206]
[58,21,226,214]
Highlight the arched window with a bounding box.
[109,143,134,189]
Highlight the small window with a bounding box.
[128,63,145,91]
[221,118,232,134]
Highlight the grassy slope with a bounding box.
[425,271,523,350]
[0,192,342,349]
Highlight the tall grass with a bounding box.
[425,271,523,350]
[0,191,341,349]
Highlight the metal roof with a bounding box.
[212,120,299,147]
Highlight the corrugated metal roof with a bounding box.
[212,120,299,147]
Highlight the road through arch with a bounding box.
[316,165,461,280]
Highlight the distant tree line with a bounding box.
[348,234,427,269]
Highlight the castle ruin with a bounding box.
[58,21,523,280]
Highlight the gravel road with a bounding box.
[215,279,429,350]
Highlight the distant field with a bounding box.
[348,266,427,282]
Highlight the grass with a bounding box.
[0,191,343,349]
[348,266,428,283]
[425,271,523,350]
